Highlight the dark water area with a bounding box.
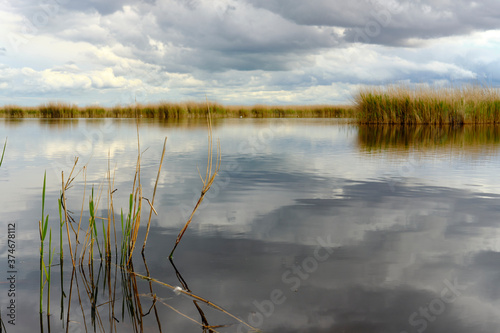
[1,118,500,332]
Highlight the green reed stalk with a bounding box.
[59,253,64,322]
[120,209,125,264]
[89,187,102,259]
[39,172,49,314]
[120,194,134,266]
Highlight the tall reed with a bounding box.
[355,84,500,124]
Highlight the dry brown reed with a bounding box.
[169,110,221,259]
[130,271,258,332]
[61,157,80,267]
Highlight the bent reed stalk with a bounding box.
[169,111,221,259]
[355,84,500,124]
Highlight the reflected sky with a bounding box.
[1,119,500,332]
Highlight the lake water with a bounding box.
[1,118,500,332]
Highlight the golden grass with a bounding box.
[355,84,500,124]
[0,101,355,118]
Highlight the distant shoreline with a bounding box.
[5,84,500,123]
[0,102,355,119]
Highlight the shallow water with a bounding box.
[1,118,500,332]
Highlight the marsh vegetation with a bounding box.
[0,102,354,119]
[355,84,500,124]
[4,85,500,125]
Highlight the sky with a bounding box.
[0,0,499,106]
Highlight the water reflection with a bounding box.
[154,179,499,333]
[357,125,500,155]
[2,119,500,332]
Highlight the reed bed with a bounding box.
[0,101,354,119]
[355,84,500,124]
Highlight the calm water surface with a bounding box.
[1,119,500,332]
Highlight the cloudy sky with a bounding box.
[0,0,499,106]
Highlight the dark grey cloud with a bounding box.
[148,1,341,72]
[248,0,500,46]
[21,0,137,16]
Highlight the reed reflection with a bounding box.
[357,125,500,155]
[169,258,226,332]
